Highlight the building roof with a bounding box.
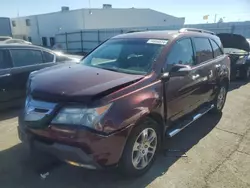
[11,8,183,19]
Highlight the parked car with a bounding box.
[0,38,32,45]
[0,36,12,42]
[18,28,230,176]
[0,44,81,110]
[217,33,250,80]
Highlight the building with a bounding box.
[11,4,185,46]
[0,17,12,37]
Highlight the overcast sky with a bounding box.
[1,0,249,24]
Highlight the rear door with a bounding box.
[9,48,45,101]
[191,37,217,105]
[209,39,225,100]
[0,49,12,103]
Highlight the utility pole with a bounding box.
[214,14,217,23]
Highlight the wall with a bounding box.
[0,17,12,36]
[11,16,39,43]
[11,9,85,46]
[10,8,184,46]
[83,8,184,29]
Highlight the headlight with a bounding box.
[236,57,246,64]
[51,104,112,131]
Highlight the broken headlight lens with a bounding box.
[51,104,112,131]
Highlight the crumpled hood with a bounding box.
[30,64,144,103]
[217,33,250,52]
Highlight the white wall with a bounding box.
[11,8,185,46]
[11,16,39,43]
[83,8,185,29]
[11,9,85,46]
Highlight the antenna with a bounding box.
[17,8,20,17]
[88,0,92,14]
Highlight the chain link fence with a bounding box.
[55,22,250,54]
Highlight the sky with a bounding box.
[0,0,249,24]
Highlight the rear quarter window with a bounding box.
[43,51,55,63]
[210,39,223,58]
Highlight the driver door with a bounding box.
[163,38,201,121]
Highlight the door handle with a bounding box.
[0,73,11,78]
[192,74,200,80]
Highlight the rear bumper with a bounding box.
[18,126,101,169]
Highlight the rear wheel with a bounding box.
[119,117,160,177]
[211,82,227,113]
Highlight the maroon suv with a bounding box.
[18,28,230,176]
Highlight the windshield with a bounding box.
[80,38,167,75]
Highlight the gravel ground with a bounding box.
[0,81,250,188]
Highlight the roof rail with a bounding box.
[126,29,148,34]
[179,28,215,35]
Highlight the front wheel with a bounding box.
[211,82,228,113]
[119,117,160,177]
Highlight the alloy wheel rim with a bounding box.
[217,87,226,110]
[132,128,157,170]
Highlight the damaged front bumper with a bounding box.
[18,126,101,170]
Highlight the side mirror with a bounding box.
[170,64,192,77]
[161,64,191,80]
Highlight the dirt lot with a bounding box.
[0,81,250,188]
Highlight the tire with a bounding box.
[119,117,160,177]
[211,82,228,114]
[241,66,250,81]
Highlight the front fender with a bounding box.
[101,80,164,134]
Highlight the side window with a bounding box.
[0,50,12,69]
[43,51,55,63]
[193,38,213,64]
[167,38,194,66]
[210,39,223,58]
[10,49,43,67]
